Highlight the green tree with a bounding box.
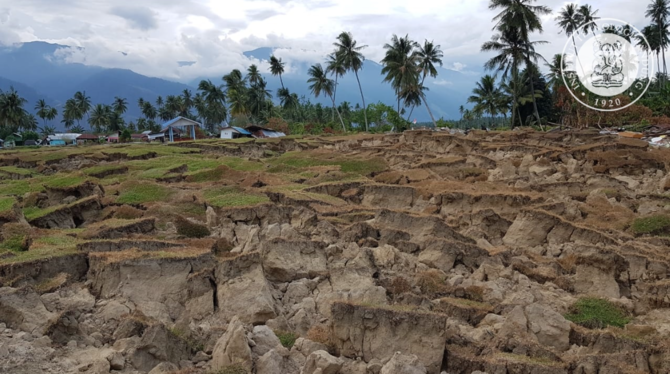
[307,63,346,132]
[70,125,86,134]
[468,75,502,126]
[120,129,132,143]
[63,98,82,128]
[382,34,420,115]
[197,79,227,129]
[269,55,286,90]
[247,64,262,86]
[0,87,28,131]
[89,104,110,133]
[35,99,51,127]
[326,53,347,121]
[646,0,670,75]
[39,125,55,137]
[409,40,444,120]
[399,82,437,127]
[112,97,128,114]
[578,5,600,37]
[74,91,92,121]
[556,4,585,72]
[334,31,369,131]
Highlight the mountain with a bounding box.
[0,41,477,129]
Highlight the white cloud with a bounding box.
[433,79,453,86]
[0,0,658,81]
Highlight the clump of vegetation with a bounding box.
[175,216,210,238]
[630,215,670,236]
[116,181,173,205]
[114,205,145,220]
[388,276,412,296]
[565,297,631,329]
[306,325,336,354]
[0,223,32,252]
[275,331,298,349]
[0,196,15,214]
[416,269,447,296]
[204,187,269,208]
[185,166,227,183]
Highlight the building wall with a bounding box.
[220,129,235,139]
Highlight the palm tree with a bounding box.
[35,99,50,127]
[646,0,670,75]
[46,107,57,126]
[198,79,227,126]
[63,99,82,128]
[89,104,109,133]
[468,75,501,126]
[269,55,286,90]
[400,82,437,127]
[490,0,551,40]
[112,97,128,114]
[578,5,600,37]
[39,125,55,137]
[308,63,346,132]
[70,124,86,134]
[381,34,420,115]
[556,4,585,73]
[142,101,158,121]
[74,91,91,121]
[417,40,444,85]
[326,53,346,120]
[334,31,369,131]
[247,65,262,86]
[545,54,569,93]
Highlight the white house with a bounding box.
[220,126,252,139]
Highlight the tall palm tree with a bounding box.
[400,82,437,127]
[407,40,444,121]
[197,79,227,126]
[381,34,420,115]
[489,0,551,40]
[326,53,347,121]
[578,5,600,37]
[468,75,501,126]
[247,65,262,86]
[89,104,110,133]
[63,98,82,128]
[556,4,585,73]
[334,31,369,131]
[646,0,670,75]
[269,55,286,90]
[35,99,50,127]
[483,29,546,127]
[74,91,91,121]
[112,97,128,114]
[308,64,346,132]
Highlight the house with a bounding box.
[246,125,286,139]
[76,134,99,145]
[161,117,201,142]
[131,133,149,142]
[24,140,38,146]
[220,126,252,139]
[49,139,66,146]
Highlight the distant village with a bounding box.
[0,117,286,148]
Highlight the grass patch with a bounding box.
[630,215,670,236]
[116,182,174,205]
[0,180,45,195]
[211,364,249,374]
[565,297,631,329]
[175,217,210,238]
[275,331,298,349]
[82,165,127,176]
[44,174,88,189]
[0,196,15,213]
[0,166,33,176]
[204,187,269,208]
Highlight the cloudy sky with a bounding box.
[0,0,653,83]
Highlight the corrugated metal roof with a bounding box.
[161,116,201,129]
[231,126,251,135]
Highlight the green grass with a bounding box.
[204,187,269,208]
[218,157,266,172]
[0,196,15,213]
[116,182,174,204]
[44,175,88,189]
[565,298,631,329]
[630,215,670,235]
[82,165,127,176]
[275,331,297,349]
[185,166,226,183]
[0,166,33,176]
[0,180,45,195]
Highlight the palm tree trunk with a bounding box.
[421,94,437,128]
[528,72,542,129]
[331,95,346,132]
[279,74,285,90]
[354,69,368,131]
[331,75,339,123]
[572,35,585,74]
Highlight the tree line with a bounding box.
[1,0,669,137]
